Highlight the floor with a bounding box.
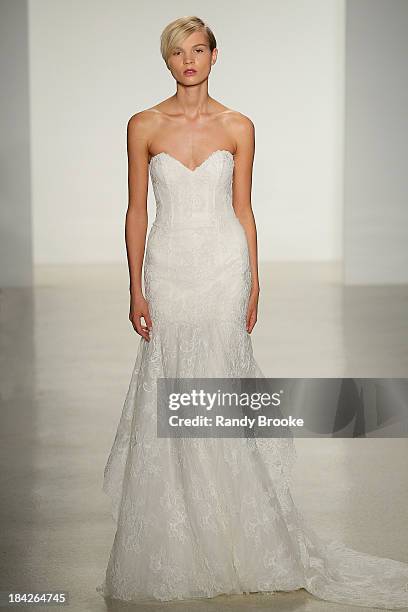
[0,261,407,612]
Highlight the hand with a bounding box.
[246,288,259,334]
[129,292,153,342]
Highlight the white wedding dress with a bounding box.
[96,149,408,609]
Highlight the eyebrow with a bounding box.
[173,43,208,50]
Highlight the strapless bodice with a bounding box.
[148,149,237,230]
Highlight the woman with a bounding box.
[97,16,408,608]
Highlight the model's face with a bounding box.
[167,31,217,83]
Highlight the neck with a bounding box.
[173,82,212,119]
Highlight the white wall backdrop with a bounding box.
[28,0,344,264]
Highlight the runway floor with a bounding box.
[1,261,407,612]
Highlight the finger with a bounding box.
[140,326,150,339]
[250,315,257,333]
[133,318,150,342]
[247,311,256,333]
[143,312,153,331]
[246,309,252,332]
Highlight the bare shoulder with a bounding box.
[223,110,254,134]
[127,108,165,153]
[127,108,164,133]
[128,96,175,126]
[221,110,254,153]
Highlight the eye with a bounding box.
[195,48,204,53]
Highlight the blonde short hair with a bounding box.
[160,16,217,68]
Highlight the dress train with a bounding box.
[96,150,408,608]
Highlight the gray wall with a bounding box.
[0,0,32,287]
[344,0,408,284]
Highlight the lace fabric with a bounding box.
[96,150,408,608]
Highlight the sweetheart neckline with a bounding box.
[148,149,234,173]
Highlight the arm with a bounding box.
[125,112,152,341]
[231,114,260,333]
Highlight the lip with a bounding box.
[183,69,197,75]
